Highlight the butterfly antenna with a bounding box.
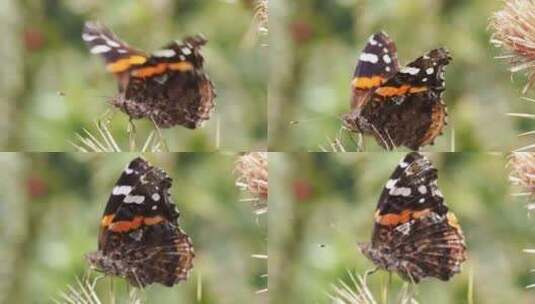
[289,114,339,126]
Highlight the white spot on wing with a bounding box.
[181,47,192,55]
[419,198,425,203]
[399,161,408,168]
[389,186,411,197]
[426,67,434,75]
[82,34,99,41]
[103,36,121,48]
[383,54,391,64]
[125,168,134,175]
[385,179,397,189]
[152,193,161,201]
[153,49,176,58]
[418,185,427,194]
[369,36,378,45]
[90,45,112,54]
[400,67,420,75]
[124,195,145,204]
[112,185,132,196]
[385,66,391,72]
[360,53,379,63]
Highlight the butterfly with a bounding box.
[358,152,466,283]
[342,32,450,151]
[83,21,215,129]
[86,157,195,287]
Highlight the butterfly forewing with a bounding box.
[82,22,148,74]
[351,32,400,110]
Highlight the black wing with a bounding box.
[351,32,400,110]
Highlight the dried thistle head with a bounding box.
[490,0,535,93]
[508,152,535,211]
[235,152,268,214]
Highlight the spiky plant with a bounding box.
[71,119,167,152]
[235,152,268,215]
[241,0,269,47]
[235,152,268,295]
[490,0,535,94]
[507,152,535,288]
[507,152,535,211]
[328,271,418,304]
[53,276,143,304]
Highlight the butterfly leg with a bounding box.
[363,266,379,282]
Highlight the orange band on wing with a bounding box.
[375,85,428,97]
[131,63,168,78]
[101,214,115,227]
[131,61,194,78]
[143,215,165,226]
[106,55,148,73]
[104,215,165,232]
[168,62,194,72]
[375,208,432,226]
[109,216,143,232]
[352,76,384,89]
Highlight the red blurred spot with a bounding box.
[292,179,313,202]
[290,20,314,45]
[24,28,45,52]
[26,175,48,199]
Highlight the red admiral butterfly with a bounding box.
[342,32,450,151]
[86,157,195,287]
[83,22,215,129]
[359,152,466,283]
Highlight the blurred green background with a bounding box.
[268,0,535,151]
[0,153,266,303]
[1,0,267,151]
[269,152,535,303]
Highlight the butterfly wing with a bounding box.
[94,157,194,287]
[119,36,215,128]
[357,49,451,150]
[369,153,466,282]
[388,212,466,283]
[350,32,400,110]
[83,22,149,91]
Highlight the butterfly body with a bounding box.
[343,32,450,150]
